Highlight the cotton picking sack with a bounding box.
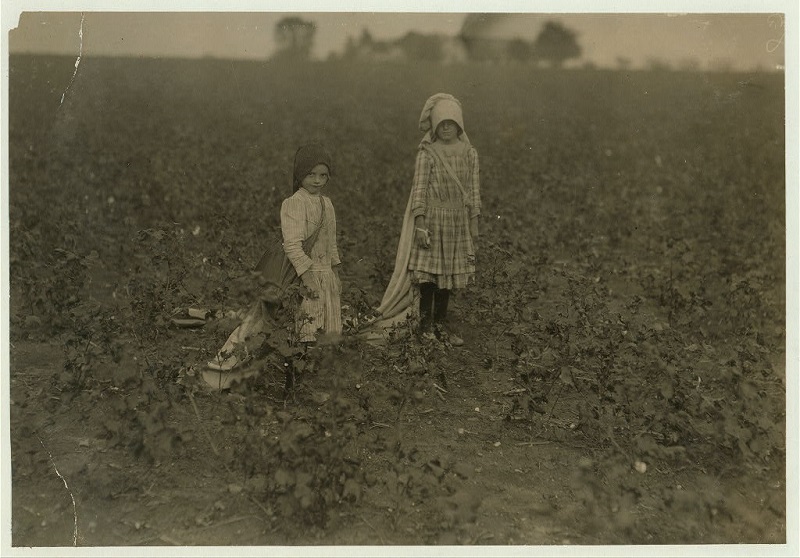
[255,196,325,303]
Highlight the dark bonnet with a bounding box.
[293,143,332,191]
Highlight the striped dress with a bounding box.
[408,141,481,290]
[281,187,342,342]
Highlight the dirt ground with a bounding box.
[7,308,787,551]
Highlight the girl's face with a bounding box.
[435,119,460,144]
[300,164,330,195]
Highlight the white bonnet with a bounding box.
[419,93,465,135]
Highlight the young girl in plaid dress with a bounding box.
[365,93,479,346]
[408,93,480,345]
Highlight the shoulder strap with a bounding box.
[303,196,326,252]
[423,144,469,203]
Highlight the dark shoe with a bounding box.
[420,331,439,343]
[447,332,464,347]
[419,282,436,335]
[434,324,464,347]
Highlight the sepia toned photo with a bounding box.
[2,1,796,556]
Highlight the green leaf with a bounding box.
[659,379,674,400]
[341,479,361,502]
[274,468,294,488]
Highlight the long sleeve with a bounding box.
[469,148,481,218]
[410,150,433,218]
[281,196,313,277]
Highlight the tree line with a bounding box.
[274,16,582,67]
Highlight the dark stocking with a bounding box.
[433,288,450,324]
[419,282,436,333]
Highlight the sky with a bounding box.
[3,5,790,71]
[5,12,466,61]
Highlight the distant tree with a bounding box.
[358,28,374,46]
[710,58,734,73]
[342,28,398,62]
[273,16,316,61]
[616,56,632,71]
[646,57,672,72]
[507,38,532,62]
[341,35,357,60]
[342,29,372,60]
[678,57,701,72]
[396,32,444,62]
[532,21,581,68]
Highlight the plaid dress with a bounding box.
[408,142,481,290]
[281,188,342,342]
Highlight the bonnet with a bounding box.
[418,93,470,145]
[293,143,333,192]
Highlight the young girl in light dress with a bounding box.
[281,143,342,343]
[207,143,342,376]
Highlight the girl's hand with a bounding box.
[333,265,342,291]
[413,215,429,248]
[469,216,479,241]
[415,227,431,249]
[300,271,318,298]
